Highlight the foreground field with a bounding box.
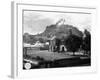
[23,50,90,69]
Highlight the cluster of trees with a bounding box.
[81,30,91,54]
[62,29,91,55]
[65,35,82,55]
[23,33,47,44]
[23,24,91,55]
[23,33,36,44]
[51,29,91,55]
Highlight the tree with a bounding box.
[65,35,82,55]
[82,29,91,55]
[38,38,44,43]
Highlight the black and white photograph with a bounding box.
[23,10,91,70]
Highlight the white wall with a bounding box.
[0,0,100,80]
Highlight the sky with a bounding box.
[23,10,91,35]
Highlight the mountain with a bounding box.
[37,24,83,39]
[23,23,83,44]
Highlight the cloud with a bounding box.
[24,12,53,34]
[23,11,91,35]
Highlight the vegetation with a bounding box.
[82,29,91,55]
[23,24,91,55]
[65,35,82,55]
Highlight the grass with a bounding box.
[26,50,89,61]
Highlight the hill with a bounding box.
[23,23,83,44]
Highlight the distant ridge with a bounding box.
[23,19,83,44]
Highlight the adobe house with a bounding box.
[49,35,67,52]
[48,19,68,52]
